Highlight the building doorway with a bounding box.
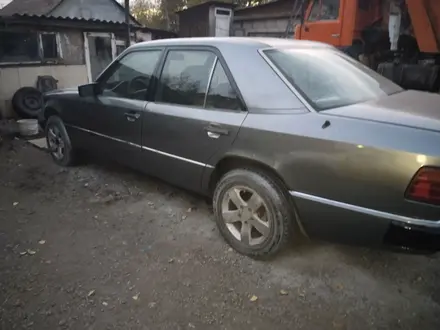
[84,32,116,82]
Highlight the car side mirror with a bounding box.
[78,83,100,97]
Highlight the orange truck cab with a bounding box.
[294,0,440,92]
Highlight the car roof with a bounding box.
[130,37,332,51]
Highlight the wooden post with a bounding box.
[125,0,130,48]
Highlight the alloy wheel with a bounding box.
[221,186,271,246]
[47,126,65,160]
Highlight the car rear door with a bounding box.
[141,47,247,192]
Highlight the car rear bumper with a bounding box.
[290,191,440,253]
[383,221,440,252]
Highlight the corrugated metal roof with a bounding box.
[0,0,62,16]
[0,0,141,26]
[1,13,139,26]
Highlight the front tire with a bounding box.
[213,169,295,259]
[45,115,77,166]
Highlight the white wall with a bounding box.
[233,18,298,38]
[0,65,88,118]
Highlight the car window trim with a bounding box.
[211,49,247,112]
[153,48,217,110]
[95,48,165,102]
[204,57,246,112]
[204,57,218,107]
[153,45,247,112]
[258,47,315,113]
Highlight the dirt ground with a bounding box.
[1,139,440,330]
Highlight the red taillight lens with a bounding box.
[405,167,440,205]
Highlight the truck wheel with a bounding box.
[213,168,295,259]
[45,116,77,166]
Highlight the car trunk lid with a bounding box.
[325,90,440,132]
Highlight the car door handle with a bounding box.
[207,131,221,139]
[124,111,141,122]
[331,34,340,38]
[204,123,229,138]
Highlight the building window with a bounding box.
[0,31,40,62]
[0,31,61,64]
[40,33,59,59]
[115,39,127,56]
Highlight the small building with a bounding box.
[233,0,300,38]
[177,0,300,39]
[177,1,236,38]
[0,0,175,118]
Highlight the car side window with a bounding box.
[205,61,241,111]
[99,50,162,101]
[156,50,216,107]
[308,0,340,21]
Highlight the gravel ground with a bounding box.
[1,139,440,330]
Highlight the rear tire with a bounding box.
[45,116,77,166]
[213,168,295,259]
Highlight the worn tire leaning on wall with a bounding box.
[12,87,44,119]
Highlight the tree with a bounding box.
[159,0,187,31]
[130,0,164,28]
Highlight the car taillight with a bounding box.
[405,167,440,206]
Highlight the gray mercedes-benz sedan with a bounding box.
[42,37,440,258]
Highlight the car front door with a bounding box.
[78,49,163,167]
[141,48,247,192]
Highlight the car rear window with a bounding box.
[264,48,403,111]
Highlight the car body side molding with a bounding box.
[66,124,215,169]
[290,191,440,228]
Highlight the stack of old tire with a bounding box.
[12,87,44,119]
[12,76,58,119]
[12,76,58,137]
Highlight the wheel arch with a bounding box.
[207,154,308,238]
[45,106,60,119]
[208,155,289,195]
[41,100,62,127]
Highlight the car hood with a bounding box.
[325,90,440,132]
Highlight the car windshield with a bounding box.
[264,47,404,111]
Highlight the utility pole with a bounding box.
[125,0,131,48]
